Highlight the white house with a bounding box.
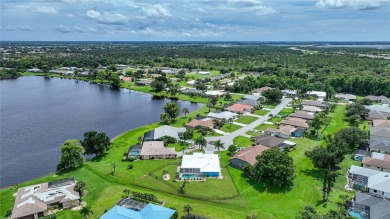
[197,71,210,75]
[179,153,221,178]
[187,80,196,86]
[306,91,327,100]
[205,90,224,97]
[208,111,237,120]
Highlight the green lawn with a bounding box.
[278,107,294,116]
[254,109,270,116]
[264,103,277,109]
[234,115,258,124]
[254,123,278,131]
[167,142,189,152]
[245,131,260,137]
[221,123,242,133]
[233,136,254,147]
[267,117,284,123]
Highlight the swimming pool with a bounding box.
[348,210,364,219]
[181,174,199,179]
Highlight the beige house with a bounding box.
[362,152,390,173]
[140,141,177,160]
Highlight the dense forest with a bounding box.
[1,43,389,96]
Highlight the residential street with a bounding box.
[204,97,292,152]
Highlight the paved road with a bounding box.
[205,97,292,151]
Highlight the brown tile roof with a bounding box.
[254,86,273,93]
[186,119,214,129]
[226,103,253,113]
[362,154,390,170]
[373,119,390,128]
[232,145,269,165]
[289,111,315,120]
[121,77,132,82]
[140,141,176,156]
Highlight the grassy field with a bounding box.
[278,107,294,116]
[234,115,258,124]
[254,123,278,130]
[254,109,270,116]
[267,117,284,123]
[233,136,254,147]
[221,123,242,133]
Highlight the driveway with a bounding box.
[205,97,292,151]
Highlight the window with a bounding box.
[374,190,377,193]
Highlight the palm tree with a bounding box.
[74,181,86,200]
[228,117,234,128]
[123,189,131,198]
[246,212,257,219]
[195,136,207,150]
[137,136,143,145]
[80,206,94,219]
[207,102,213,112]
[182,107,189,118]
[183,203,193,216]
[214,140,225,156]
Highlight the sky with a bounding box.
[1,0,389,41]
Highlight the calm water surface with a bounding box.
[0,76,202,188]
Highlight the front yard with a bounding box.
[221,123,242,133]
[234,115,258,124]
[233,136,254,147]
[254,109,270,116]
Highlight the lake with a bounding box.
[0,76,202,188]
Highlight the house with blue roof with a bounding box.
[101,203,175,219]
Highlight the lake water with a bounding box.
[0,77,202,188]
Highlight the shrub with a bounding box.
[127,164,133,169]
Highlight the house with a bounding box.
[302,100,327,108]
[143,125,186,141]
[181,88,203,95]
[254,134,296,149]
[372,119,390,128]
[302,105,323,113]
[306,91,326,100]
[366,95,390,104]
[289,111,315,120]
[101,202,175,219]
[210,73,229,81]
[197,71,210,75]
[229,145,269,170]
[139,141,177,160]
[179,153,221,178]
[350,192,390,219]
[354,149,372,161]
[135,80,152,86]
[281,90,298,98]
[27,68,42,72]
[265,125,297,139]
[237,99,259,107]
[186,119,214,129]
[204,90,224,97]
[243,95,262,102]
[370,141,390,154]
[187,80,196,86]
[226,103,254,113]
[280,117,309,131]
[370,127,390,145]
[121,76,132,82]
[366,110,390,121]
[128,144,142,159]
[208,111,237,120]
[362,152,390,172]
[11,178,79,219]
[335,93,357,101]
[254,86,273,94]
[348,165,390,199]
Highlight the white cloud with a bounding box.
[140,4,171,19]
[35,7,58,14]
[225,0,276,15]
[316,0,389,10]
[192,7,208,13]
[86,10,128,25]
[55,24,72,33]
[2,25,33,31]
[67,13,74,17]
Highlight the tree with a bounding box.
[80,131,111,156]
[349,114,361,126]
[80,206,94,219]
[160,113,170,124]
[110,74,121,89]
[195,136,207,150]
[228,117,234,128]
[123,189,131,198]
[224,92,233,101]
[334,127,368,151]
[207,102,214,112]
[162,102,180,123]
[214,140,225,156]
[262,89,283,103]
[57,139,85,171]
[310,112,328,136]
[297,205,318,219]
[168,84,179,97]
[183,203,193,216]
[246,212,258,219]
[228,145,237,156]
[74,181,86,200]
[249,148,295,187]
[182,107,189,118]
[345,103,369,119]
[151,80,165,92]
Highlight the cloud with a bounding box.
[225,0,276,15]
[2,25,33,31]
[86,10,128,25]
[316,0,389,10]
[55,24,72,33]
[140,4,171,19]
[67,13,74,17]
[35,6,58,14]
[192,7,208,13]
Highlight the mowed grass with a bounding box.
[267,117,284,123]
[254,109,270,116]
[254,123,278,131]
[234,115,258,124]
[278,107,294,116]
[233,136,254,147]
[221,123,242,133]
